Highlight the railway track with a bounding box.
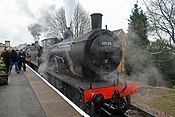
[124,104,155,117]
[99,104,155,117]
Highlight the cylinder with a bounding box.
[90,13,103,30]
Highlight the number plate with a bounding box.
[100,41,112,46]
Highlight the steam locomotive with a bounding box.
[26,13,139,116]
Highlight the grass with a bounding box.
[131,86,175,116]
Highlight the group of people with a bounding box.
[1,48,26,74]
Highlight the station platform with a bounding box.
[0,66,82,117]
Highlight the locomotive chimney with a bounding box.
[90,13,103,30]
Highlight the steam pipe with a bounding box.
[120,81,127,93]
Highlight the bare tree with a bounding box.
[41,2,90,39]
[55,7,67,37]
[143,0,175,51]
[73,2,91,38]
[43,7,67,38]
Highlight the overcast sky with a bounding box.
[0,0,145,46]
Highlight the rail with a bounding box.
[124,104,156,117]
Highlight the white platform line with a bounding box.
[27,65,90,117]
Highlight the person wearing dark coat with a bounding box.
[16,49,21,71]
[19,49,26,71]
[1,48,10,73]
[9,49,19,73]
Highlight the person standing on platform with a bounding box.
[19,49,26,71]
[9,49,19,73]
[16,49,21,71]
[1,48,11,73]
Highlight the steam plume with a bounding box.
[64,0,76,27]
[28,23,47,41]
[124,32,166,86]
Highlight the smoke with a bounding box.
[38,50,50,78]
[26,3,58,42]
[64,0,76,27]
[128,66,164,85]
[28,23,48,41]
[124,32,166,86]
[16,0,34,18]
[38,40,58,77]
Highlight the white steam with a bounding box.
[124,32,166,86]
[64,0,76,27]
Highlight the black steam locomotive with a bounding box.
[49,14,122,80]
[26,13,139,116]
